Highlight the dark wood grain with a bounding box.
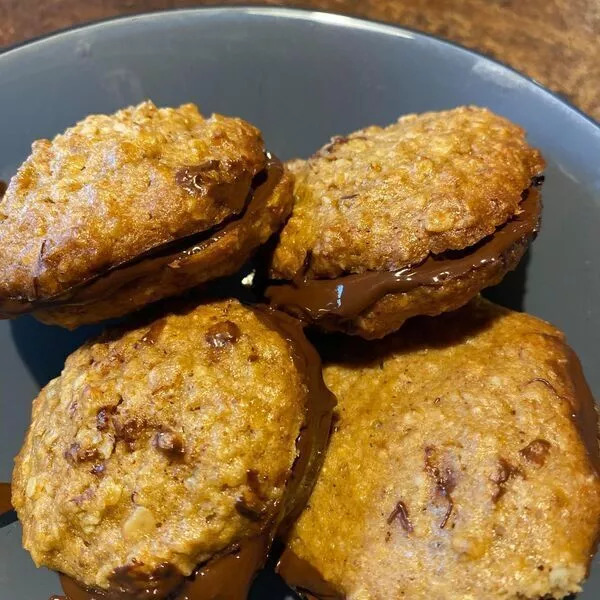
[0,0,598,121]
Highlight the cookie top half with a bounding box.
[0,101,266,304]
[280,299,600,600]
[271,106,544,279]
[12,299,334,597]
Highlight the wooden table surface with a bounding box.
[1,0,598,122]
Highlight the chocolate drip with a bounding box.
[55,535,269,600]
[250,307,336,532]
[277,551,343,600]
[0,482,17,528]
[267,188,541,322]
[0,482,12,514]
[563,345,600,475]
[264,311,339,600]
[0,157,283,318]
[56,568,178,600]
[50,308,333,600]
[175,534,269,600]
[526,337,599,476]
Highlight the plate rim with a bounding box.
[0,4,598,134]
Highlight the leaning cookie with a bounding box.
[0,101,293,328]
[279,298,600,600]
[267,107,544,339]
[12,299,334,599]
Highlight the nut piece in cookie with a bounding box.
[279,298,600,600]
[0,101,293,328]
[12,299,334,599]
[267,106,545,338]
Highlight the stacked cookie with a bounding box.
[5,102,599,600]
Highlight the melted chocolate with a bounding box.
[251,307,336,532]
[519,439,551,466]
[204,320,241,348]
[51,308,333,600]
[490,458,522,503]
[263,311,337,600]
[0,482,12,514]
[0,482,16,528]
[0,180,7,198]
[0,157,283,318]
[526,339,600,476]
[267,188,541,323]
[277,551,343,600]
[58,565,180,600]
[563,345,600,475]
[0,481,17,529]
[175,534,269,600]
[55,536,268,600]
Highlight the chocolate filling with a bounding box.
[526,336,600,476]
[563,344,600,476]
[0,482,17,528]
[54,536,270,600]
[266,187,541,324]
[251,307,336,533]
[0,157,283,318]
[49,308,334,600]
[0,481,12,514]
[277,551,343,600]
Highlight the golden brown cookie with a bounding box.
[279,299,600,600]
[12,299,334,599]
[267,107,545,338]
[0,101,293,328]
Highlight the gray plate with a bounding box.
[1,7,599,599]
